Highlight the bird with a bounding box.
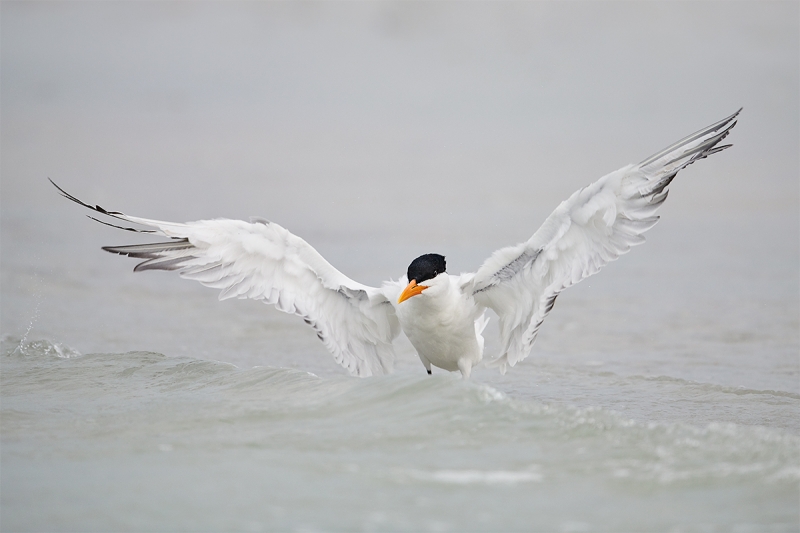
[52,109,740,378]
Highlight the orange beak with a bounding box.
[398,279,429,303]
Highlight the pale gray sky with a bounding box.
[2,1,797,284]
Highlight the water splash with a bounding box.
[4,336,81,358]
[13,280,41,355]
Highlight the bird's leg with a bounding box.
[419,354,432,375]
[457,359,472,379]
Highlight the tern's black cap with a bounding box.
[406,254,446,284]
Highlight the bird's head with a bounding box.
[398,253,446,303]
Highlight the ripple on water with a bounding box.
[2,337,798,531]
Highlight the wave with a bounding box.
[3,337,798,488]
[600,371,800,400]
[3,336,82,358]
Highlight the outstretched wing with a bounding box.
[51,180,400,377]
[467,109,740,373]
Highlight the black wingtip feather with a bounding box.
[102,239,193,257]
[89,215,156,234]
[50,178,146,229]
[638,109,741,167]
[133,256,195,272]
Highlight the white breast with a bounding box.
[388,274,486,375]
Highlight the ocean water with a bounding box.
[2,337,798,532]
[2,2,799,531]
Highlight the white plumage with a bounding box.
[53,109,739,378]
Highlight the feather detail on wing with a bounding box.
[468,109,740,374]
[50,180,400,377]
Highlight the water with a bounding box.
[2,339,797,532]
[2,2,798,531]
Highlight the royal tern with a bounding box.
[52,109,740,378]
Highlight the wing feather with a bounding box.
[52,182,400,377]
[468,109,740,373]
